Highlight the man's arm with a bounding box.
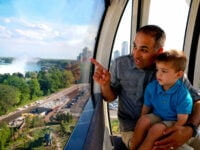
[90,58,117,102]
[187,100,200,126]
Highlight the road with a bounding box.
[0,84,89,125]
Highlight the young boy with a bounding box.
[130,50,193,150]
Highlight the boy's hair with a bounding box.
[156,50,187,72]
[137,25,166,50]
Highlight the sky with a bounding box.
[0,0,105,59]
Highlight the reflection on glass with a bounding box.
[0,0,105,149]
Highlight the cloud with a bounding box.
[0,25,12,38]
[0,17,97,59]
[1,18,95,42]
[4,18,11,23]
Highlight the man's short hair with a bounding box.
[137,25,166,50]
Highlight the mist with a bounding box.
[0,57,41,75]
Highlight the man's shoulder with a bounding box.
[115,54,132,62]
[114,55,134,67]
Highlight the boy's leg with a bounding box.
[121,113,161,149]
[138,123,167,150]
[130,115,152,150]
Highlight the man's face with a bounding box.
[132,32,162,69]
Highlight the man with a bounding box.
[90,25,200,150]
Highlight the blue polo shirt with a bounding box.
[144,80,193,121]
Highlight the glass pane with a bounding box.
[111,1,131,61]
[0,0,105,149]
[148,0,191,50]
[110,1,131,136]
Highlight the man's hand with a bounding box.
[90,58,116,101]
[90,58,111,87]
[153,125,193,150]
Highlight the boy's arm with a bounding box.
[141,105,151,116]
[174,114,189,126]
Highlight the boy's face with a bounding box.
[132,32,162,69]
[156,61,183,90]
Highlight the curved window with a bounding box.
[111,1,131,61]
[109,0,131,136]
[0,0,105,149]
[148,0,191,50]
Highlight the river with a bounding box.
[0,58,41,75]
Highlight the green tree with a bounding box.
[0,84,20,115]
[60,120,67,135]
[25,72,38,79]
[31,116,45,128]
[48,68,63,91]
[12,72,24,78]
[63,70,75,87]
[3,76,30,104]
[0,74,11,83]
[38,71,51,95]
[56,112,72,123]
[0,122,11,150]
[38,68,71,95]
[66,62,80,83]
[28,78,43,99]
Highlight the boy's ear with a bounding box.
[177,70,184,78]
[157,48,164,55]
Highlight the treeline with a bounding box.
[0,67,76,115]
[38,59,73,70]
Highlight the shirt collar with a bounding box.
[157,80,181,94]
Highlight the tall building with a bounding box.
[77,47,92,62]
[121,41,128,56]
[114,50,120,60]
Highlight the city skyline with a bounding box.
[112,41,129,60]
